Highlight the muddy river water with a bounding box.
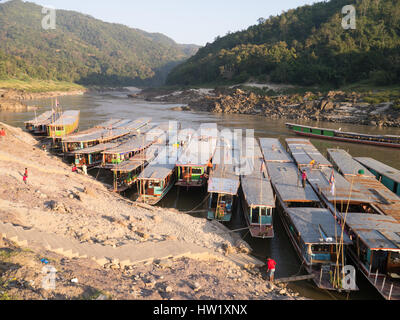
[1,89,399,300]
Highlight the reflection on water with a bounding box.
[1,90,397,300]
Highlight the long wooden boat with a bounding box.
[100,127,157,169]
[47,110,80,140]
[175,123,218,188]
[344,213,400,300]
[207,138,240,222]
[354,157,400,197]
[286,138,400,299]
[24,110,59,135]
[261,138,357,292]
[137,148,179,205]
[111,147,157,192]
[62,118,151,153]
[239,138,275,238]
[286,122,400,148]
[327,149,400,223]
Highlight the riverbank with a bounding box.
[134,87,400,128]
[0,122,303,300]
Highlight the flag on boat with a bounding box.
[329,169,335,196]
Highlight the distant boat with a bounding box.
[24,110,58,136]
[286,123,400,148]
[47,110,80,140]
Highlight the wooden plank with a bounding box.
[274,274,315,283]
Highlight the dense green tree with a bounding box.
[167,0,400,87]
[0,0,199,86]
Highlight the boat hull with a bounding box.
[290,130,400,148]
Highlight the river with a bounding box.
[1,89,399,300]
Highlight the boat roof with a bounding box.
[354,157,400,184]
[176,133,218,166]
[208,143,240,195]
[72,142,119,155]
[327,149,375,178]
[240,139,275,207]
[111,148,157,173]
[48,110,80,127]
[286,138,332,167]
[24,111,56,126]
[137,146,179,180]
[286,207,352,245]
[198,123,218,139]
[259,138,293,163]
[102,134,153,155]
[267,162,320,203]
[305,167,374,204]
[345,213,400,251]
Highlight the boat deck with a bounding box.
[355,157,400,186]
[259,138,293,163]
[328,149,400,222]
[286,138,333,167]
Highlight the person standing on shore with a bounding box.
[267,258,277,282]
[0,128,5,140]
[24,168,28,178]
[82,164,87,176]
[23,173,27,184]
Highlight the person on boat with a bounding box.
[267,258,277,282]
[301,170,307,188]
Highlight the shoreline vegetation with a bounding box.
[0,121,303,300]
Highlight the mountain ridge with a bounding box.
[0,0,200,86]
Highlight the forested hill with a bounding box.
[0,0,199,86]
[167,0,400,87]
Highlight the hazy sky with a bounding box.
[26,0,318,45]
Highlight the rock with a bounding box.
[191,282,201,292]
[221,242,236,255]
[165,286,173,293]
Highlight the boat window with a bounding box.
[311,245,331,253]
[390,252,400,266]
[149,181,161,188]
[192,168,203,175]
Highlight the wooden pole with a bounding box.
[389,284,393,300]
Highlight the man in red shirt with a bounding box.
[0,128,5,140]
[301,170,307,188]
[267,258,277,282]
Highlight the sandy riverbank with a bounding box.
[0,122,303,300]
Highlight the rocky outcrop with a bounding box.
[137,87,400,128]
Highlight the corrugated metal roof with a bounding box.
[176,124,218,166]
[25,111,56,126]
[72,142,119,155]
[259,138,293,163]
[240,139,275,207]
[305,167,373,203]
[346,213,400,250]
[208,144,240,195]
[286,207,352,245]
[267,162,320,203]
[355,157,400,184]
[63,118,150,143]
[286,138,332,167]
[48,110,80,127]
[327,149,375,177]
